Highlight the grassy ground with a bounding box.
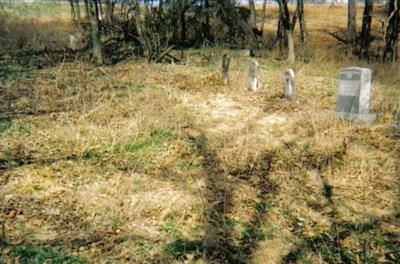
[0,3,399,264]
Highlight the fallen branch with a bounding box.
[155,45,176,63]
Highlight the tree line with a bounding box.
[67,0,399,65]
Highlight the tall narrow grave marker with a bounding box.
[249,58,259,92]
[221,54,230,85]
[283,69,296,100]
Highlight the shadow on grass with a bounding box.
[281,142,400,264]
[156,136,276,263]
[281,219,400,264]
[1,244,86,264]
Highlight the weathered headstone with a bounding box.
[249,58,259,92]
[67,32,87,51]
[336,67,376,122]
[221,54,230,85]
[283,69,296,100]
[67,34,76,50]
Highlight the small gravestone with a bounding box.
[283,69,296,100]
[249,58,259,92]
[67,32,87,51]
[67,34,76,50]
[221,54,230,85]
[336,67,376,122]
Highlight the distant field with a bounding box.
[0,1,70,17]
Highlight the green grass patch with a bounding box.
[282,208,294,220]
[161,213,182,238]
[242,226,273,242]
[110,128,174,154]
[0,64,31,84]
[12,245,86,264]
[251,202,270,214]
[164,239,203,258]
[285,220,400,263]
[185,137,205,149]
[82,128,175,166]
[112,81,154,98]
[0,119,12,133]
[12,119,32,135]
[132,178,144,186]
[135,242,155,259]
[226,218,237,228]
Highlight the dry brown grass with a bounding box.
[0,3,399,264]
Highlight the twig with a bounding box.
[155,45,175,63]
[0,220,8,258]
[382,219,400,228]
[363,238,367,264]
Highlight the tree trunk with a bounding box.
[132,0,146,56]
[277,0,295,68]
[360,0,373,59]
[298,0,306,43]
[287,31,296,69]
[291,0,305,43]
[384,0,400,62]
[260,0,267,37]
[159,0,163,11]
[83,0,90,20]
[104,0,113,25]
[203,0,212,41]
[179,1,187,44]
[180,10,187,43]
[88,0,103,64]
[347,0,357,45]
[277,13,287,50]
[249,0,257,31]
[69,0,81,30]
[98,0,104,21]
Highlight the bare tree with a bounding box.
[384,0,400,62]
[83,0,90,20]
[360,0,373,59]
[249,0,257,32]
[69,0,81,31]
[292,0,306,43]
[131,0,146,56]
[277,0,296,68]
[85,0,103,64]
[66,0,301,64]
[248,0,264,38]
[104,0,116,25]
[347,0,357,46]
[203,0,212,42]
[260,0,267,37]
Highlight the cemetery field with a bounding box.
[1,3,400,264]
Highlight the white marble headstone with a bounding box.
[248,58,259,92]
[283,69,296,100]
[336,67,376,122]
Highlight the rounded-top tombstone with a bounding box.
[283,69,296,100]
